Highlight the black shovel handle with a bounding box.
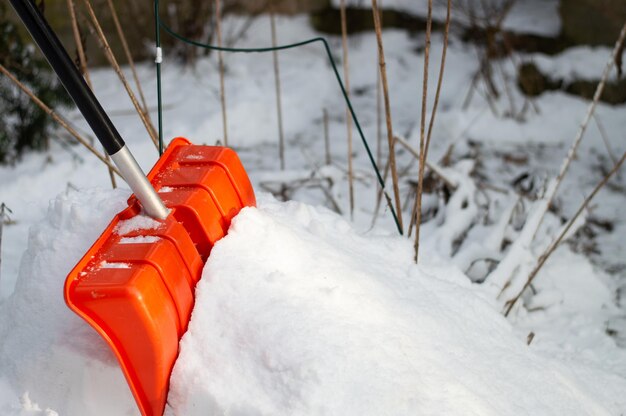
[8,0,125,156]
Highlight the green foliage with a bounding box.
[0,3,72,164]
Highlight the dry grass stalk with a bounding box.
[0,63,122,177]
[371,0,404,233]
[410,0,452,248]
[0,203,11,287]
[105,0,155,137]
[592,113,620,172]
[340,0,355,218]
[534,23,626,235]
[67,0,90,86]
[412,0,433,262]
[394,135,456,189]
[81,0,159,149]
[215,0,229,146]
[270,10,285,170]
[487,23,626,298]
[504,149,626,317]
[67,0,117,189]
[323,108,331,165]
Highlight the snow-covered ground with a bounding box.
[1,6,625,415]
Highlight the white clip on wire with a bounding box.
[155,47,163,64]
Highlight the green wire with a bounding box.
[153,0,402,235]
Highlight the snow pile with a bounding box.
[1,189,624,415]
[0,189,136,415]
[166,194,626,415]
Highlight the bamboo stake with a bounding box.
[340,0,355,219]
[413,0,433,262]
[504,150,626,317]
[81,0,159,149]
[323,108,331,165]
[270,10,285,170]
[0,63,122,177]
[371,0,403,233]
[215,0,229,146]
[67,0,117,189]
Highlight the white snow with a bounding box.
[165,195,626,415]
[0,6,625,416]
[115,215,163,235]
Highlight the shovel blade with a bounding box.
[64,137,255,416]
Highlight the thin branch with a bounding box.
[485,23,626,296]
[67,0,90,86]
[105,0,155,137]
[413,0,433,262]
[67,0,117,189]
[592,113,620,171]
[215,0,229,146]
[534,22,626,236]
[81,0,159,149]
[0,63,122,178]
[323,108,331,165]
[340,0,355,219]
[0,203,12,288]
[270,10,285,170]
[371,0,404,233]
[394,135,457,189]
[504,150,626,317]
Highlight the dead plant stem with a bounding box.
[67,0,117,189]
[323,108,331,165]
[270,10,285,170]
[105,0,155,136]
[504,150,626,317]
[0,64,122,177]
[82,0,158,149]
[340,0,355,218]
[413,0,433,262]
[534,23,626,237]
[371,0,403,233]
[215,0,229,146]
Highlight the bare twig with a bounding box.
[0,203,12,287]
[592,113,620,171]
[105,0,154,133]
[413,0,433,262]
[340,0,355,219]
[371,0,404,233]
[270,10,285,170]
[0,64,122,177]
[67,0,117,189]
[67,0,90,86]
[485,23,626,296]
[504,150,626,317]
[81,0,159,149]
[323,108,331,165]
[215,0,229,146]
[394,135,457,189]
[534,23,626,236]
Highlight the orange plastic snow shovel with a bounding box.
[10,1,255,415]
[65,137,255,415]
